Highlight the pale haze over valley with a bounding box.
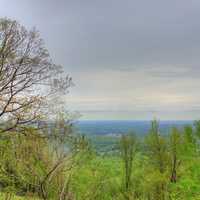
[1,0,200,120]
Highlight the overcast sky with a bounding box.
[1,0,200,120]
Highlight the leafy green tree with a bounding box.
[168,127,182,183]
[194,120,200,141]
[182,125,196,158]
[120,134,137,199]
[145,120,168,200]
[146,120,168,174]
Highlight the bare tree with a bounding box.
[0,18,72,131]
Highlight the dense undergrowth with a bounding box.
[0,120,200,199]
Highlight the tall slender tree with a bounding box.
[120,134,136,198]
[146,120,168,200]
[169,127,182,183]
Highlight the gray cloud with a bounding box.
[1,0,200,119]
[2,0,200,69]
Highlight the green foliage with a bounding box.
[120,134,137,198]
[71,156,122,200]
[146,120,168,174]
[0,120,200,200]
[0,117,91,200]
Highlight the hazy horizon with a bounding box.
[77,119,193,121]
[2,0,200,120]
